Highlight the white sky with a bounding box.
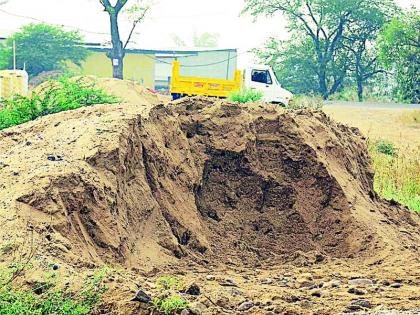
[0,0,418,66]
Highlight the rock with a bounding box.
[390,283,402,288]
[348,278,374,286]
[206,275,215,281]
[231,287,242,296]
[295,278,316,289]
[181,309,191,315]
[311,290,322,298]
[216,296,230,308]
[324,280,341,288]
[348,287,367,295]
[347,299,372,311]
[52,263,60,271]
[219,278,238,287]
[186,283,200,296]
[237,301,254,312]
[261,278,274,284]
[189,302,207,315]
[131,289,152,303]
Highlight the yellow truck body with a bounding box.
[170,61,242,98]
[0,70,29,100]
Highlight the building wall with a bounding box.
[76,52,155,88]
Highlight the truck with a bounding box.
[169,60,293,105]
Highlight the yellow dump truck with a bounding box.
[0,70,29,101]
[169,60,293,105]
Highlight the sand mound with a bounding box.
[1,94,418,271]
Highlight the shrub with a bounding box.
[374,140,397,156]
[229,88,263,103]
[0,77,119,131]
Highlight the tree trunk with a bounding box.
[319,69,329,100]
[357,78,363,102]
[109,13,124,80]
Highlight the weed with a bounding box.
[0,265,108,315]
[369,142,419,211]
[374,140,397,156]
[0,76,119,131]
[151,277,188,315]
[152,295,188,315]
[229,88,263,103]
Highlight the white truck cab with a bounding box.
[243,65,293,105]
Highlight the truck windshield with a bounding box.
[251,70,272,85]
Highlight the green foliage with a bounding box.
[152,295,188,315]
[0,23,89,77]
[0,77,119,131]
[374,140,397,156]
[0,267,108,315]
[243,0,397,99]
[229,88,263,103]
[378,9,420,103]
[369,142,419,212]
[152,277,188,315]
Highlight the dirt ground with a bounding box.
[0,83,419,315]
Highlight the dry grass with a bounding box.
[369,142,419,211]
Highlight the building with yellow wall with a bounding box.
[76,47,156,88]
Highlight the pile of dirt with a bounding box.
[1,93,418,271]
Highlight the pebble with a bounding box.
[347,299,372,311]
[131,289,151,303]
[390,283,402,288]
[206,275,215,281]
[348,287,367,295]
[237,301,254,312]
[348,278,374,286]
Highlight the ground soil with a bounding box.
[0,81,419,314]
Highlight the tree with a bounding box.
[255,37,319,94]
[0,23,89,77]
[378,9,420,103]
[99,0,149,79]
[343,2,396,101]
[243,0,395,99]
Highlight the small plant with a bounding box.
[0,76,119,131]
[229,88,263,103]
[0,265,108,315]
[152,295,188,315]
[151,277,189,315]
[375,140,397,156]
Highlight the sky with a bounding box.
[0,0,418,66]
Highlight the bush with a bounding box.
[0,77,119,131]
[374,140,397,156]
[229,89,263,103]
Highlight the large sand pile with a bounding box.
[1,79,419,314]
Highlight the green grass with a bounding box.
[0,76,119,131]
[370,141,419,211]
[0,266,108,315]
[228,88,263,103]
[151,277,188,315]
